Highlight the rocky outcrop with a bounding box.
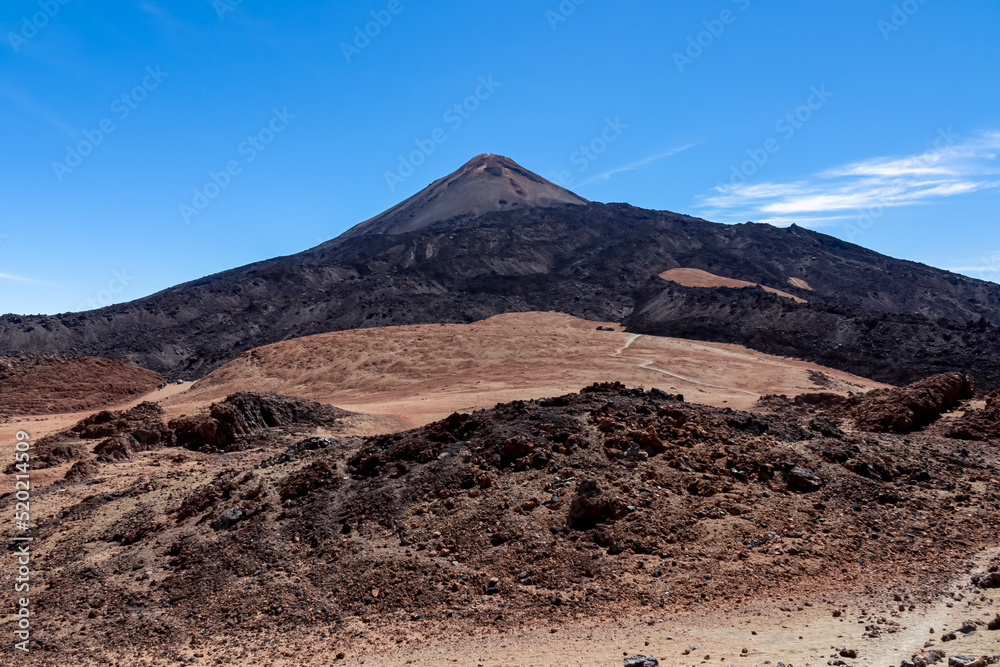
[947,392,1000,440]
[834,373,975,434]
[169,392,350,453]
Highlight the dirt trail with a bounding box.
[614,333,772,398]
[324,559,1000,667]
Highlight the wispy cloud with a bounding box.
[138,1,180,26]
[700,130,1000,227]
[0,272,37,283]
[0,81,76,139]
[579,143,700,186]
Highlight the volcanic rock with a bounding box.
[73,401,173,445]
[972,572,1000,589]
[787,467,823,492]
[169,392,350,453]
[830,373,975,434]
[625,656,660,667]
[93,434,144,463]
[17,382,1000,663]
[947,392,1000,440]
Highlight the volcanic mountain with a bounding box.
[2,154,1000,388]
[341,153,588,237]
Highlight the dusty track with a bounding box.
[332,554,1000,667]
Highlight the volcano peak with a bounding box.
[341,154,588,237]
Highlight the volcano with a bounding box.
[341,154,588,237]
[2,154,1000,388]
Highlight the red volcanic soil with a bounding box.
[0,354,163,418]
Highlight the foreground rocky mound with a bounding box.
[0,354,162,418]
[19,383,1000,663]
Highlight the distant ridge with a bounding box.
[341,153,588,237]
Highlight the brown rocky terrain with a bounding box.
[791,372,977,434]
[946,392,1000,441]
[0,354,163,419]
[4,378,1000,665]
[3,154,1000,666]
[6,391,355,479]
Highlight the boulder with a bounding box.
[787,467,824,492]
[625,656,660,667]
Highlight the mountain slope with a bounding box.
[2,154,999,388]
[2,203,999,386]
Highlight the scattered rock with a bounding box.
[63,459,99,482]
[625,656,660,667]
[972,572,1000,589]
[787,466,824,492]
[211,506,245,530]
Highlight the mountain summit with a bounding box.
[341,154,588,237]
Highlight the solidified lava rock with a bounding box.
[18,382,1000,663]
[93,434,144,463]
[625,656,660,667]
[63,459,99,482]
[21,434,82,470]
[973,571,1000,589]
[831,373,975,434]
[786,466,823,492]
[73,401,174,446]
[567,479,628,530]
[169,392,349,453]
[947,391,1000,441]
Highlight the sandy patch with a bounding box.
[172,312,881,430]
[660,268,807,303]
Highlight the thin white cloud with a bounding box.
[138,1,178,25]
[580,143,700,187]
[701,131,1000,227]
[0,273,36,282]
[0,82,76,139]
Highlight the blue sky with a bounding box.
[1,0,998,315]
